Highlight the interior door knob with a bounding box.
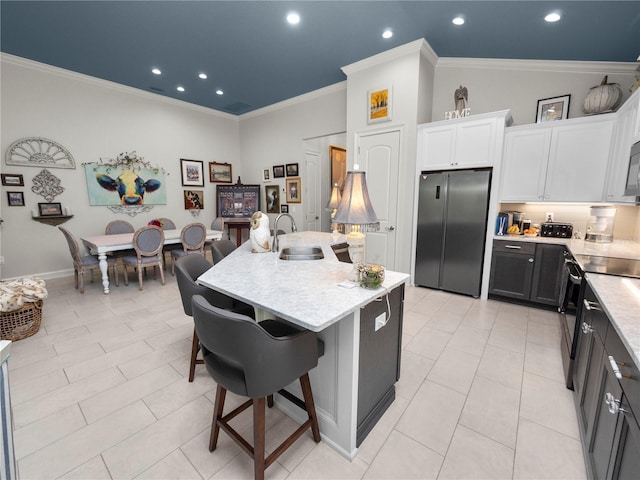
[386,226,395,231]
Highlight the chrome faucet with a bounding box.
[272,213,298,252]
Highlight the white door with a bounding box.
[356,129,400,269]
[304,150,320,231]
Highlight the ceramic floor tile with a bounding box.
[447,325,490,357]
[487,322,528,354]
[17,401,156,479]
[14,404,86,460]
[403,309,432,336]
[99,321,171,353]
[476,343,524,391]
[395,350,434,401]
[524,340,565,383]
[459,375,520,448]
[64,340,154,383]
[52,323,133,354]
[12,367,126,428]
[285,441,369,480]
[79,364,182,423]
[427,346,481,395]
[395,380,466,456]
[143,374,215,419]
[9,368,68,406]
[117,344,187,380]
[363,430,443,479]
[59,456,112,480]
[520,371,581,440]
[427,309,465,333]
[513,418,587,479]
[438,425,514,480]
[144,323,193,350]
[404,326,452,360]
[102,396,212,479]
[181,428,242,480]
[526,319,562,348]
[135,448,202,479]
[211,451,290,480]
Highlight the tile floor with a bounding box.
[8,272,588,479]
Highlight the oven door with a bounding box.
[559,258,583,389]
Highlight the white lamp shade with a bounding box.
[333,171,378,225]
[326,183,342,209]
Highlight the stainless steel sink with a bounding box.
[279,246,324,261]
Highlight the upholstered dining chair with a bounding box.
[121,225,165,290]
[175,253,255,382]
[170,222,207,276]
[210,239,238,265]
[105,219,135,235]
[204,217,226,261]
[58,227,119,293]
[191,294,323,480]
[156,217,181,268]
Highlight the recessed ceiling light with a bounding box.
[452,16,465,26]
[545,12,561,22]
[382,29,393,39]
[151,68,162,75]
[198,73,207,80]
[216,89,224,95]
[177,86,185,92]
[286,12,300,25]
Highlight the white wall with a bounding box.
[238,85,347,232]
[432,58,636,126]
[0,55,240,280]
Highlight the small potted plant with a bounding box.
[357,263,385,289]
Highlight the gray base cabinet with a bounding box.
[489,240,564,306]
[573,282,640,479]
[357,284,404,447]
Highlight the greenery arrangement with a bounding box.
[82,151,168,175]
[357,263,385,289]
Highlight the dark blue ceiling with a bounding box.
[2,1,639,115]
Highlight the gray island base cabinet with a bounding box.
[573,281,640,479]
[196,232,409,459]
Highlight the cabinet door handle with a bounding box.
[583,299,601,311]
[608,355,631,379]
[504,245,521,249]
[604,392,627,415]
[581,322,594,334]
[528,258,534,263]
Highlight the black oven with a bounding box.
[559,253,583,389]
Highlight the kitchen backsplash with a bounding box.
[499,203,640,241]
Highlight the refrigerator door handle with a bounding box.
[435,185,441,199]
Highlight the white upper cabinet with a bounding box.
[416,111,511,172]
[500,114,615,202]
[605,89,639,203]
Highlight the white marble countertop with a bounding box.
[197,232,410,332]
[584,274,640,367]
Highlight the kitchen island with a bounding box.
[197,231,410,459]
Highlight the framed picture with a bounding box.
[7,191,24,206]
[209,161,232,183]
[330,145,347,191]
[262,168,270,182]
[536,94,571,123]
[38,202,62,216]
[281,204,289,213]
[184,189,204,210]
[368,86,392,124]
[286,163,299,177]
[180,158,205,187]
[286,177,301,203]
[273,165,285,178]
[1,173,24,186]
[265,185,280,214]
[216,184,260,218]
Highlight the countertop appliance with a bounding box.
[415,168,491,298]
[541,222,573,238]
[585,206,616,243]
[623,140,640,196]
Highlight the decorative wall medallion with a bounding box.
[6,137,76,169]
[31,169,64,202]
[107,205,153,217]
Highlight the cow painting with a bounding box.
[84,165,167,206]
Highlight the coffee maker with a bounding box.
[585,206,616,243]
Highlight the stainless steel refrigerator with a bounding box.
[415,169,491,297]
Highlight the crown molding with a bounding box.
[239,81,347,120]
[436,57,638,75]
[0,53,239,121]
[341,39,436,76]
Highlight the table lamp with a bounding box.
[332,170,379,282]
[327,183,342,235]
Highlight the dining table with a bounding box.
[81,229,223,294]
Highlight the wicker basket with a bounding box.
[0,300,43,341]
